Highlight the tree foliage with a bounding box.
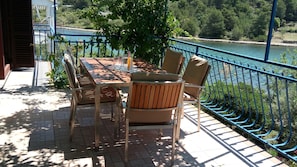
[285,0,297,21]
[249,5,271,41]
[200,8,225,38]
[63,0,91,9]
[169,0,297,40]
[59,0,297,42]
[83,0,177,64]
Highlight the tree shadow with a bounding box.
[0,85,202,166]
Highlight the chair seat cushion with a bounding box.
[129,110,172,123]
[77,89,94,105]
[77,86,117,104]
[78,76,93,86]
[100,86,117,103]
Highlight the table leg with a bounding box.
[95,85,101,148]
[114,88,122,138]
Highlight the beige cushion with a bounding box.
[162,48,184,74]
[78,76,93,86]
[129,110,172,123]
[131,72,180,81]
[182,55,209,97]
[100,86,117,103]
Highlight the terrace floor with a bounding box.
[0,61,288,167]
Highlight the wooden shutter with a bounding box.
[9,0,34,68]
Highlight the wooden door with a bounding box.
[9,0,34,68]
[0,10,4,79]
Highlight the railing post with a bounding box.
[75,41,79,65]
[195,45,199,56]
[54,0,57,34]
[90,39,93,57]
[264,0,278,62]
[83,40,86,57]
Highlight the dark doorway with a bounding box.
[0,0,34,79]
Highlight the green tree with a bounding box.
[276,0,286,21]
[169,0,205,36]
[214,0,225,9]
[182,18,200,36]
[237,12,252,38]
[222,8,237,31]
[285,0,297,21]
[274,17,281,31]
[249,7,270,40]
[200,8,225,38]
[83,0,176,64]
[231,25,243,40]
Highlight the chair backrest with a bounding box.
[182,55,211,98]
[64,53,118,103]
[161,48,185,74]
[63,54,79,89]
[65,48,77,68]
[127,72,184,123]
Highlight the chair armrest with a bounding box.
[184,83,204,89]
[183,92,198,101]
[77,73,89,78]
[72,85,94,91]
[183,83,204,102]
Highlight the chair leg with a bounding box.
[69,96,75,125]
[175,108,182,141]
[110,103,114,121]
[114,90,122,139]
[114,103,121,139]
[180,107,184,118]
[172,124,176,165]
[124,119,129,163]
[197,99,201,132]
[69,101,77,141]
[159,129,164,137]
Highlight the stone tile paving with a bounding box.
[0,64,288,167]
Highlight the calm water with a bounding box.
[197,41,296,62]
[57,28,296,62]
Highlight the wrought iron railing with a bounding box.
[169,38,297,163]
[33,25,297,162]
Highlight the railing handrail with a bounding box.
[170,38,297,71]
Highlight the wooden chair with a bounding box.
[124,72,184,165]
[161,48,185,74]
[64,49,92,86]
[182,55,211,132]
[63,54,121,141]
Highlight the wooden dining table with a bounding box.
[79,57,162,148]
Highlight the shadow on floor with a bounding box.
[0,85,201,166]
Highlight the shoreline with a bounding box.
[57,26,297,47]
[57,26,98,33]
[177,37,297,47]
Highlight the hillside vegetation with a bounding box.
[34,0,297,43]
[169,0,297,42]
